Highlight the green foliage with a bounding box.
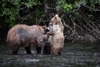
[0,0,41,27]
[0,0,100,27]
[88,14,93,18]
[25,0,41,8]
[57,0,100,12]
[56,0,100,22]
[35,9,45,17]
[56,0,73,12]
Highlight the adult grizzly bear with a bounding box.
[7,24,46,54]
[41,14,64,55]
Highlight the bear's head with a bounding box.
[49,14,61,25]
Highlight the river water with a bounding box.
[0,42,100,67]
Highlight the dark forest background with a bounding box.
[0,0,100,43]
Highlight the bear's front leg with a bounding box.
[43,43,51,55]
[36,45,42,54]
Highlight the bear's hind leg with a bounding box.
[52,47,59,56]
[36,46,41,54]
[11,45,19,54]
[58,48,62,55]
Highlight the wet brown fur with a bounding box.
[7,24,46,54]
[48,14,64,55]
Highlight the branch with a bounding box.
[83,5,100,11]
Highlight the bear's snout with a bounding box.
[45,27,50,32]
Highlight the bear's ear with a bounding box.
[42,25,47,29]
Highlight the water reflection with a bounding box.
[0,42,100,67]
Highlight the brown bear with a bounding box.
[41,14,64,55]
[7,24,46,54]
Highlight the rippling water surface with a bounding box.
[0,42,100,67]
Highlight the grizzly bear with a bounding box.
[41,14,64,55]
[7,24,46,54]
